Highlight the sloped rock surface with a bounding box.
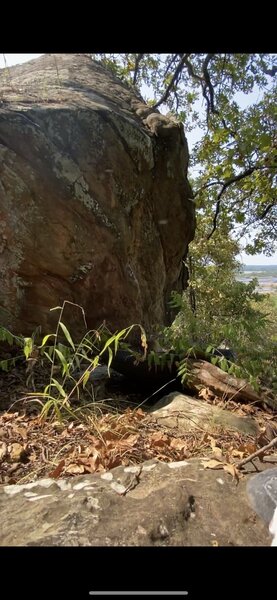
[149,392,259,436]
[0,458,271,546]
[0,54,195,337]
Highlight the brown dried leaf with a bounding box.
[8,443,24,462]
[208,436,216,448]
[202,459,224,470]
[101,430,120,442]
[170,438,187,451]
[84,445,101,457]
[199,388,214,401]
[122,434,140,446]
[2,412,19,422]
[244,443,257,454]
[212,446,224,461]
[0,442,7,461]
[60,429,71,439]
[134,408,146,420]
[231,449,245,459]
[49,459,65,479]
[223,463,240,482]
[65,463,85,474]
[241,404,255,414]
[106,455,123,469]
[150,432,170,447]
[13,426,28,440]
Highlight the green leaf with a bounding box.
[82,370,90,388]
[43,352,54,364]
[51,378,67,398]
[211,356,219,365]
[59,322,75,351]
[107,346,113,375]
[39,334,56,348]
[23,337,33,359]
[54,349,69,376]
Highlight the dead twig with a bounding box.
[236,436,277,469]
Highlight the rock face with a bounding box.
[149,392,259,436]
[0,54,195,337]
[0,459,271,546]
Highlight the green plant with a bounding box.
[0,326,31,371]
[1,301,147,420]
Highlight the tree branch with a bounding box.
[194,180,224,198]
[207,167,257,240]
[202,53,218,116]
[132,54,144,86]
[164,54,179,77]
[152,54,189,110]
[258,203,275,219]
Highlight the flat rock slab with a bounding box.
[0,458,271,546]
[149,393,259,436]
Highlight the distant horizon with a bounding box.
[240,263,277,268]
[239,255,277,266]
[1,53,277,268]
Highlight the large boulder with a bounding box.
[0,54,195,337]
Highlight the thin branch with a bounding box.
[183,54,203,83]
[132,54,144,86]
[194,180,224,198]
[236,436,277,469]
[202,53,218,116]
[258,203,275,219]
[207,167,257,240]
[152,54,189,109]
[164,54,179,77]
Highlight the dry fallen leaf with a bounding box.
[223,463,240,482]
[231,449,245,459]
[212,446,224,461]
[13,426,28,440]
[65,463,85,474]
[8,443,25,462]
[0,442,7,461]
[170,438,188,451]
[134,408,146,420]
[236,442,257,456]
[150,432,170,447]
[106,455,124,470]
[48,459,65,479]
[199,388,214,401]
[208,436,217,448]
[202,459,224,470]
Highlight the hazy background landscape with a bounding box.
[238,264,277,294]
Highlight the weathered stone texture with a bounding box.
[0,459,271,546]
[0,54,195,337]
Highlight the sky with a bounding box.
[1,53,276,266]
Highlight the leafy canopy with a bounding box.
[93,53,277,255]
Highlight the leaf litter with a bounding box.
[0,364,276,485]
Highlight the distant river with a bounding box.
[236,265,277,293]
